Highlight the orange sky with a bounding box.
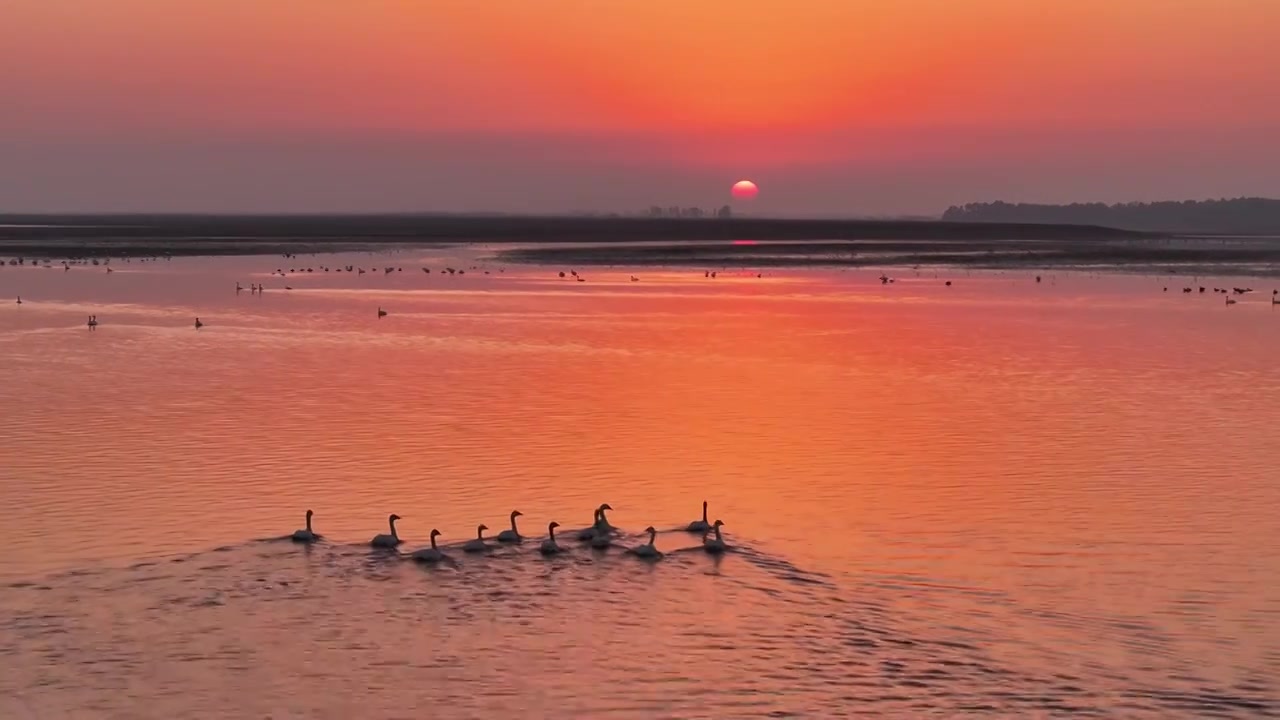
[2,0,1278,213]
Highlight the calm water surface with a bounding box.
[2,248,1279,718]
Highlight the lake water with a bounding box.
[2,247,1279,718]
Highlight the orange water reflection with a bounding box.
[2,251,1279,699]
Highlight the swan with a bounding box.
[703,520,727,554]
[411,529,447,563]
[686,501,711,533]
[596,503,616,533]
[590,528,613,549]
[628,526,663,559]
[539,521,563,555]
[290,509,318,542]
[377,307,387,318]
[370,513,403,548]
[577,503,613,541]
[496,510,523,543]
[194,317,203,329]
[463,524,491,553]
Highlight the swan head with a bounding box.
[644,525,656,534]
[477,524,488,534]
[713,519,725,528]
[598,503,613,512]
[430,529,441,538]
[548,521,560,531]
[702,500,708,510]
[510,510,523,519]
[389,514,401,522]
[305,509,313,519]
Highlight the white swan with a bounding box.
[596,503,616,533]
[539,521,563,555]
[703,520,727,554]
[628,526,663,559]
[463,524,491,553]
[577,503,613,541]
[411,529,446,563]
[290,509,318,543]
[496,510,523,543]
[370,513,403,548]
[686,500,711,533]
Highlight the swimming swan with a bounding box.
[686,501,711,533]
[628,526,663,559]
[703,520,727,554]
[411,529,446,563]
[539,521,563,555]
[370,514,403,548]
[496,510,523,543]
[596,503,616,533]
[577,503,613,541]
[291,509,318,542]
[463,524,491,553]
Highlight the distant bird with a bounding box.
[410,529,447,563]
[1036,275,1042,283]
[703,520,727,554]
[630,276,638,282]
[945,281,952,286]
[194,317,203,329]
[291,510,318,543]
[370,514,403,548]
[1226,296,1238,306]
[87,315,98,329]
[463,524,491,553]
[496,510,523,543]
[285,286,293,290]
[377,307,387,318]
[1183,287,1192,293]
[236,282,243,293]
[559,271,565,278]
[1199,287,1206,293]
[578,504,613,541]
[15,296,20,305]
[539,522,563,556]
[628,527,663,559]
[686,501,711,533]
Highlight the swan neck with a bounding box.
[305,515,312,532]
[549,526,556,541]
[389,517,398,538]
[714,526,722,541]
[702,505,708,522]
[648,529,656,545]
[510,515,519,532]
[430,534,437,550]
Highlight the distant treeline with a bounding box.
[942,198,1280,234]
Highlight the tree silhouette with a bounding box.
[942,197,1280,233]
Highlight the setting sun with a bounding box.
[732,180,760,200]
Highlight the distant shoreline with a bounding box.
[2,214,1278,276]
[0,213,1145,255]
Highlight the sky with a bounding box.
[2,0,1278,216]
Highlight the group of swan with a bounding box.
[290,501,728,562]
